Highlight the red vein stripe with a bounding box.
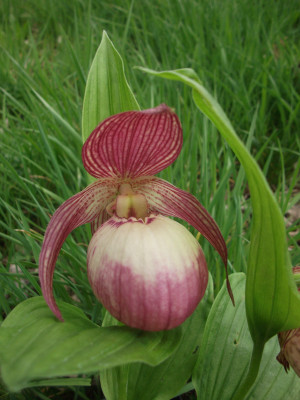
[90,209,111,234]
[82,104,182,179]
[39,180,118,320]
[134,177,234,304]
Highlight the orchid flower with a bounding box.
[39,104,233,331]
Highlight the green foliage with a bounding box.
[0,297,181,392]
[82,31,139,144]
[193,273,300,400]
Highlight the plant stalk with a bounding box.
[232,341,265,400]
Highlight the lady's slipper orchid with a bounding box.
[39,104,233,331]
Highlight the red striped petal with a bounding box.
[82,104,182,179]
[90,209,111,235]
[133,177,234,304]
[39,180,118,320]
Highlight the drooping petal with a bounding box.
[133,177,234,304]
[39,180,118,320]
[91,209,111,235]
[87,214,208,331]
[82,104,182,179]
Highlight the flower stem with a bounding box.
[232,341,265,400]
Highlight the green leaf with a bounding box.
[100,274,214,400]
[25,378,92,388]
[138,67,300,342]
[193,273,300,400]
[82,31,140,144]
[0,297,181,392]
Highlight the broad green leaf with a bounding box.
[82,31,139,143]
[193,273,300,400]
[101,275,214,400]
[0,297,181,392]
[138,67,300,343]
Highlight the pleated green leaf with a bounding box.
[0,297,181,392]
[100,275,214,400]
[138,67,300,342]
[193,273,300,400]
[82,31,139,143]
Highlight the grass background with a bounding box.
[0,0,299,398]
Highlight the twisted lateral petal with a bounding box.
[39,180,118,321]
[82,104,182,179]
[91,209,111,235]
[133,177,234,304]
